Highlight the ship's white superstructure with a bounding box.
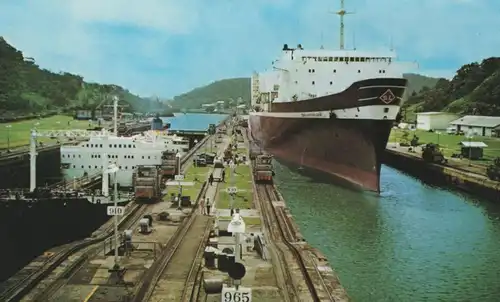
[60,131,189,187]
[251,49,416,108]
[250,0,417,122]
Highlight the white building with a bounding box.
[449,115,500,137]
[416,112,459,131]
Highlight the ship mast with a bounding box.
[103,95,128,136]
[334,0,354,50]
[113,96,119,136]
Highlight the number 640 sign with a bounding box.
[221,286,251,302]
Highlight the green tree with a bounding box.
[0,36,164,120]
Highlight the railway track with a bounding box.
[130,135,228,302]
[256,183,335,302]
[0,134,213,302]
[131,165,219,301]
[131,210,212,302]
[30,203,151,301]
[0,202,146,302]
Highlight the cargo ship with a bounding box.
[248,1,415,192]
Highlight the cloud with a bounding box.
[66,0,198,34]
[0,0,498,97]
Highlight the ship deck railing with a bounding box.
[0,189,133,201]
[0,171,103,199]
[51,172,103,190]
[0,189,88,200]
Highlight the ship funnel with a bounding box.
[297,44,303,49]
[282,44,289,51]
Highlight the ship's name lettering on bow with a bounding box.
[301,112,322,117]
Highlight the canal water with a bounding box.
[274,162,500,301]
[162,113,229,132]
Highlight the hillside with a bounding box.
[170,77,250,110]
[171,74,438,110]
[0,37,161,120]
[402,57,500,121]
[404,73,440,94]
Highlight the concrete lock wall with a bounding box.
[382,149,500,202]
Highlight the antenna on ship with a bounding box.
[390,35,394,51]
[353,31,356,50]
[320,32,325,49]
[330,0,355,50]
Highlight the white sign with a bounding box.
[221,287,252,302]
[166,181,195,186]
[174,174,184,181]
[107,206,125,216]
[226,187,238,194]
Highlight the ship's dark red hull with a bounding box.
[249,78,408,192]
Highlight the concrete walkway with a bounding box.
[199,135,231,216]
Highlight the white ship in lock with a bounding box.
[60,130,190,187]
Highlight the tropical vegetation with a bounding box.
[402,57,500,122]
[0,37,163,122]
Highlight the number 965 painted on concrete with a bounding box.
[221,286,251,302]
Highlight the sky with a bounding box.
[0,0,499,98]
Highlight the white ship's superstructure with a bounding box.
[60,131,189,187]
[251,48,416,120]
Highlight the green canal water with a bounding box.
[274,162,500,302]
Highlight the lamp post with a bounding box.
[194,139,198,167]
[104,164,120,270]
[176,152,182,210]
[204,133,208,153]
[6,125,11,151]
[113,169,119,268]
[229,160,235,210]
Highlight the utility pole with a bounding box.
[176,152,182,210]
[229,160,236,210]
[113,170,119,268]
[104,164,121,273]
[194,139,198,167]
[29,129,37,192]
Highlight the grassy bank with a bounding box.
[0,115,91,149]
[389,128,500,165]
[216,164,253,209]
[163,165,211,201]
